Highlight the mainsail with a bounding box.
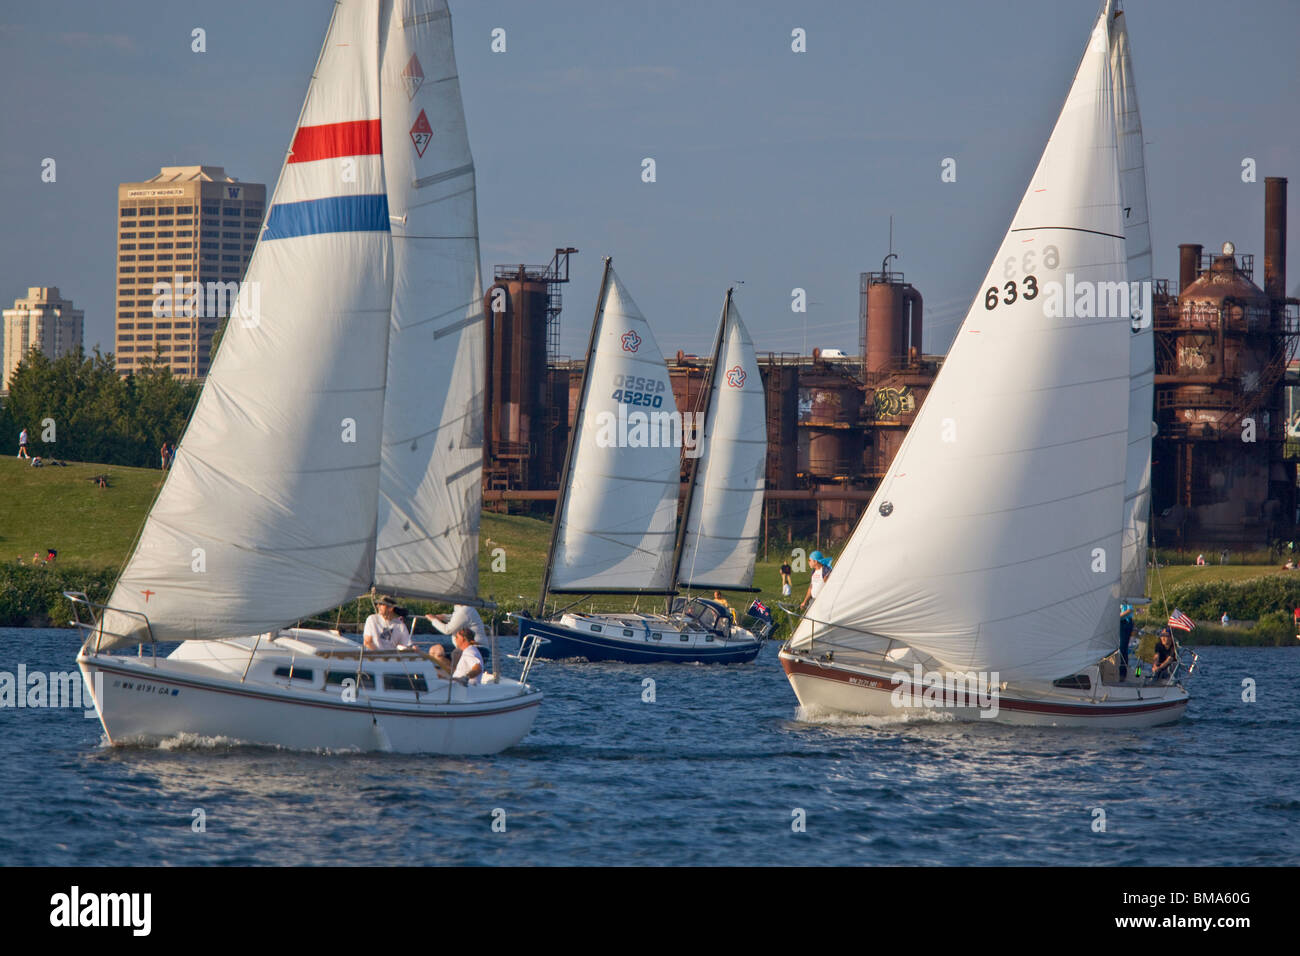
[791,10,1129,682]
[100,0,481,646]
[373,0,484,603]
[676,292,767,590]
[546,265,682,594]
[1110,0,1155,601]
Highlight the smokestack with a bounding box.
[1178,244,1202,293]
[1265,176,1287,300]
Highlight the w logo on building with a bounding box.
[725,365,746,388]
[621,329,641,352]
[226,186,242,199]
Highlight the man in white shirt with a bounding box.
[425,604,486,642]
[363,595,412,650]
[431,627,484,685]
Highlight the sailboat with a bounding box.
[778,0,1191,727]
[516,262,771,663]
[68,0,541,754]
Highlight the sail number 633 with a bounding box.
[985,276,1039,309]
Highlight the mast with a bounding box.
[668,287,731,602]
[536,256,612,616]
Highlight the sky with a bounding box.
[1,0,1297,361]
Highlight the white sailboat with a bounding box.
[778,0,1190,727]
[518,267,771,662]
[70,0,541,754]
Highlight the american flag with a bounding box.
[1168,609,1196,632]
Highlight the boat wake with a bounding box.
[793,704,956,728]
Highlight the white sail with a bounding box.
[792,11,1129,682]
[1110,1,1154,601]
[373,0,484,602]
[548,268,682,592]
[100,1,393,648]
[678,295,767,589]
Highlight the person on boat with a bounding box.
[363,595,412,651]
[431,627,483,685]
[712,591,731,612]
[800,551,832,610]
[1118,601,1135,680]
[1150,629,1177,682]
[425,604,486,644]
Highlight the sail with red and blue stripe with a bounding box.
[103,0,399,646]
[264,118,390,240]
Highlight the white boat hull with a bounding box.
[78,634,541,755]
[779,648,1188,729]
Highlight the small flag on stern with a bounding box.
[1168,609,1195,632]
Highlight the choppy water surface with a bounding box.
[1,627,1296,865]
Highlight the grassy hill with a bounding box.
[0,456,163,567]
[2,454,1296,645]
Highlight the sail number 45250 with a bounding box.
[611,373,667,408]
[985,276,1039,309]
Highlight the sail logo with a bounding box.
[402,53,424,101]
[0,665,102,717]
[621,329,641,352]
[410,109,433,157]
[594,403,704,458]
[49,886,151,936]
[1040,275,1152,328]
[725,365,746,388]
[889,665,1000,718]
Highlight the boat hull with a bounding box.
[779,649,1188,729]
[78,652,541,755]
[519,617,761,664]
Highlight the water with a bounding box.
[2,626,1297,866]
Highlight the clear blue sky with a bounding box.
[2,0,1297,361]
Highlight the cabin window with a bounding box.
[651,633,662,641]
[1052,674,1091,690]
[273,666,314,682]
[384,673,428,693]
[680,634,690,642]
[589,624,602,633]
[325,670,374,690]
[705,634,713,642]
[623,629,634,637]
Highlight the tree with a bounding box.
[3,346,198,466]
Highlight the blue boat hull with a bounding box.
[517,617,761,664]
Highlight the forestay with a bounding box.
[792,11,1130,682]
[548,269,682,593]
[1110,1,1155,602]
[678,296,767,590]
[373,0,484,603]
[102,0,393,647]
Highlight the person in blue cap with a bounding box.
[800,550,833,610]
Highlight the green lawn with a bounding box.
[0,456,163,568]
[1146,563,1289,594]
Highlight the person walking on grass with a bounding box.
[17,427,30,459]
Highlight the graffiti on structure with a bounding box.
[873,385,916,419]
